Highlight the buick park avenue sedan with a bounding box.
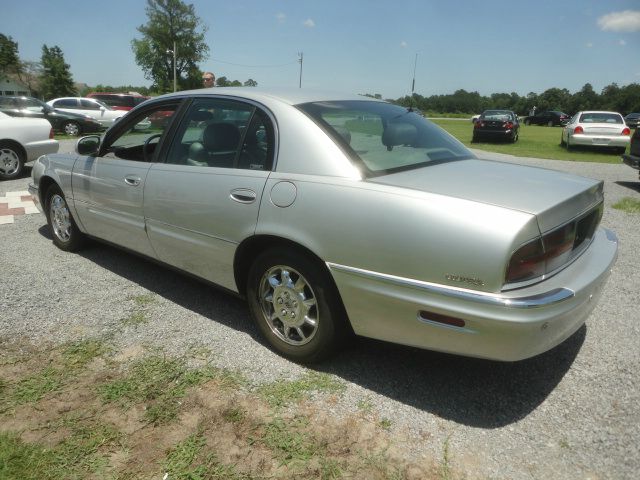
[29,89,618,363]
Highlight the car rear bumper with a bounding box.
[474,129,515,139]
[570,134,630,148]
[328,227,618,361]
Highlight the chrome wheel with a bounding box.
[49,194,72,242]
[0,147,20,177]
[63,121,80,136]
[258,265,319,346]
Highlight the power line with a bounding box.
[210,58,298,68]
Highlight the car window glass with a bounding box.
[56,99,78,108]
[80,99,101,110]
[24,98,45,112]
[102,103,180,162]
[298,100,472,176]
[166,98,256,169]
[579,113,623,124]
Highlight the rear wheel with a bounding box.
[560,134,566,147]
[247,248,349,363]
[45,184,86,251]
[511,131,518,143]
[62,121,81,136]
[0,142,25,180]
[566,135,573,151]
[547,120,554,127]
[525,119,531,126]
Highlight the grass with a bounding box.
[257,371,345,408]
[612,197,640,213]
[433,119,627,163]
[1,338,439,479]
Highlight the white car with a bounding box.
[561,111,631,154]
[0,111,59,180]
[46,97,124,128]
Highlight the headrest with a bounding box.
[382,122,417,148]
[203,123,241,150]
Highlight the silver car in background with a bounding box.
[28,89,617,363]
[561,111,631,154]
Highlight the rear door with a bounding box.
[71,100,182,257]
[143,97,275,291]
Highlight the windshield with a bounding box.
[297,100,473,176]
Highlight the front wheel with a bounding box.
[62,121,81,136]
[46,184,86,251]
[247,248,349,363]
[0,142,25,180]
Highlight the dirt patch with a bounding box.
[0,337,445,479]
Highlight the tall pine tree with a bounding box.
[40,45,76,99]
[0,34,21,79]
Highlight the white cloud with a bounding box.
[619,39,627,46]
[586,42,594,48]
[303,18,315,28]
[597,10,640,32]
[275,12,286,24]
[400,41,407,48]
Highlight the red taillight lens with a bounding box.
[474,121,484,129]
[504,122,514,129]
[506,223,578,284]
[49,128,54,139]
[574,126,584,134]
[622,127,631,136]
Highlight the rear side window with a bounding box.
[54,99,78,108]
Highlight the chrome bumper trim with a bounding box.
[326,262,575,309]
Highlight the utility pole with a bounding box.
[173,40,177,92]
[298,52,303,88]
[411,53,418,95]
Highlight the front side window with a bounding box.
[100,102,180,162]
[166,98,274,170]
[298,100,473,176]
[80,99,102,110]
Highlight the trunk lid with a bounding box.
[368,157,603,233]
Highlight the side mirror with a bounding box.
[99,106,106,112]
[76,135,101,156]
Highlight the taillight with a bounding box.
[622,127,631,136]
[506,222,578,284]
[474,121,484,129]
[49,128,54,139]
[504,122,514,129]
[574,126,584,134]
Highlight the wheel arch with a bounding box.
[0,139,27,162]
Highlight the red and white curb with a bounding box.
[0,191,39,225]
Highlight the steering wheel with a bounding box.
[143,133,163,162]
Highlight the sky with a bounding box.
[3,0,640,99]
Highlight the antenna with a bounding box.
[411,53,418,94]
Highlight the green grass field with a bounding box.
[432,119,627,164]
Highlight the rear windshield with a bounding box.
[297,100,473,176]
[481,110,513,121]
[579,113,623,124]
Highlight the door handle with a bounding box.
[124,175,141,186]
[230,188,257,204]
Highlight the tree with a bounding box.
[39,45,76,99]
[132,0,209,93]
[0,33,21,79]
[244,78,258,87]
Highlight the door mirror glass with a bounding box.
[76,135,101,155]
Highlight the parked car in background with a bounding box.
[624,112,640,129]
[472,110,519,143]
[622,126,640,180]
[561,111,631,154]
[0,96,102,136]
[47,97,124,128]
[525,110,570,126]
[28,88,617,363]
[0,111,59,180]
[85,92,150,111]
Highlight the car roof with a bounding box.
[156,87,382,106]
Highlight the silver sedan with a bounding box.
[28,89,618,363]
[561,110,631,154]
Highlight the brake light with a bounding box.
[622,127,631,136]
[49,128,54,139]
[505,222,578,284]
[504,122,514,129]
[574,126,584,134]
[474,121,484,128]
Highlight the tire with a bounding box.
[0,141,25,180]
[62,121,81,136]
[45,184,86,251]
[566,136,572,151]
[525,119,531,126]
[547,120,554,127]
[560,135,566,147]
[246,248,349,363]
[511,131,518,143]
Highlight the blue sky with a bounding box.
[4,0,640,99]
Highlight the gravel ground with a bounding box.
[2,142,639,479]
